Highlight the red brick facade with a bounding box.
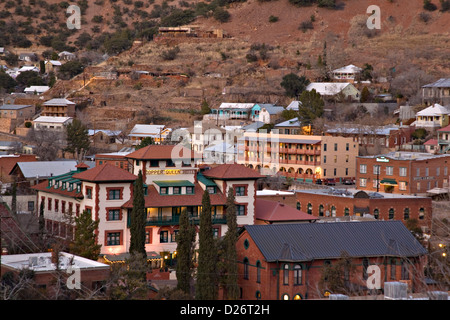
[356,153,450,195]
[237,229,427,300]
[294,190,432,232]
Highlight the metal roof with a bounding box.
[153,180,195,187]
[15,160,80,178]
[242,221,427,262]
[422,78,450,88]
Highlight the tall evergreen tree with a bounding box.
[129,170,146,257]
[38,200,46,250]
[176,208,196,296]
[196,190,218,300]
[69,210,101,260]
[222,187,239,299]
[297,89,324,125]
[65,119,90,161]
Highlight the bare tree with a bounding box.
[25,128,66,161]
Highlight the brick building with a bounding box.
[237,221,428,300]
[356,151,450,195]
[294,189,432,233]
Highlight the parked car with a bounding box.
[343,178,354,185]
[325,178,336,186]
[315,179,323,185]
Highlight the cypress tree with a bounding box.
[196,190,218,300]
[70,210,101,260]
[222,187,239,299]
[129,170,146,257]
[38,200,46,250]
[176,208,196,296]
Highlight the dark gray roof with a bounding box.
[243,221,427,262]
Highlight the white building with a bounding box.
[331,64,363,82]
[33,116,73,130]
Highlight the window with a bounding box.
[389,208,394,220]
[283,264,289,285]
[359,178,367,187]
[28,201,35,212]
[108,209,121,221]
[386,166,393,175]
[401,260,410,280]
[237,205,246,216]
[160,231,169,243]
[399,181,407,191]
[307,203,312,215]
[319,204,324,217]
[373,209,379,219]
[360,164,367,174]
[145,228,152,244]
[108,189,121,200]
[323,155,326,163]
[256,261,262,283]
[399,167,407,177]
[207,186,216,194]
[373,179,379,189]
[244,258,249,280]
[160,187,168,195]
[235,186,246,196]
[404,208,410,220]
[390,259,396,280]
[334,155,337,163]
[55,200,59,212]
[346,143,349,151]
[173,187,181,195]
[86,187,92,199]
[419,208,425,220]
[362,258,369,280]
[150,160,159,167]
[296,201,301,211]
[334,143,337,151]
[323,143,327,151]
[171,230,179,242]
[294,264,302,285]
[373,165,381,174]
[107,232,121,246]
[331,206,336,217]
[344,208,349,216]
[186,186,194,194]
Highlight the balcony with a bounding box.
[145,214,227,226]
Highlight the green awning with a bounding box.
[154,180,195,187]
[197,173,217,187]
[380,178,397,185]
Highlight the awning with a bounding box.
[380,178,397,185]
[103,251,161,263]
[154,180,195,187]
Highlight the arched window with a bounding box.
[243,258,249,280]
[255,291,261,300]
[256,260,261,283]
[283,264,289,285]
[296,201,301,211]
[307,203,312,215]
[319,204,324,216]
[373,209,379,219]
[404,208,410,220]
[293,294,302,300]
[419,208,425,220]
[389,208,394,220]
[331,206,336,217]
[344,207,350,216]
[294,264,302,285]
[362,257,369,280]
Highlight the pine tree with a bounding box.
[129,170,146,257]
[196,190,218,300]
[38,200,46,250]
[70,210,101,261]
[176,208,196,296]
[65,119,90,161]
[222,187,239,299]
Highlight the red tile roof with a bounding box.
[72,163,137,182]
[255,199,317,223]
[438,124,450,132]
[122,183,227,208]
[424,139,438,146]
[126,145,200,160]
[202,164,264,180]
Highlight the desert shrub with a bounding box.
[423,0,437,10]
[269,15,279,23]
[213,7,231,22]
[299,20,314,32]
[161,46,181,60]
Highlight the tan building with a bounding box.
[41,98,76,117]
[238,132,359,182]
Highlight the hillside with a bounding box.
[1,0,449,130]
